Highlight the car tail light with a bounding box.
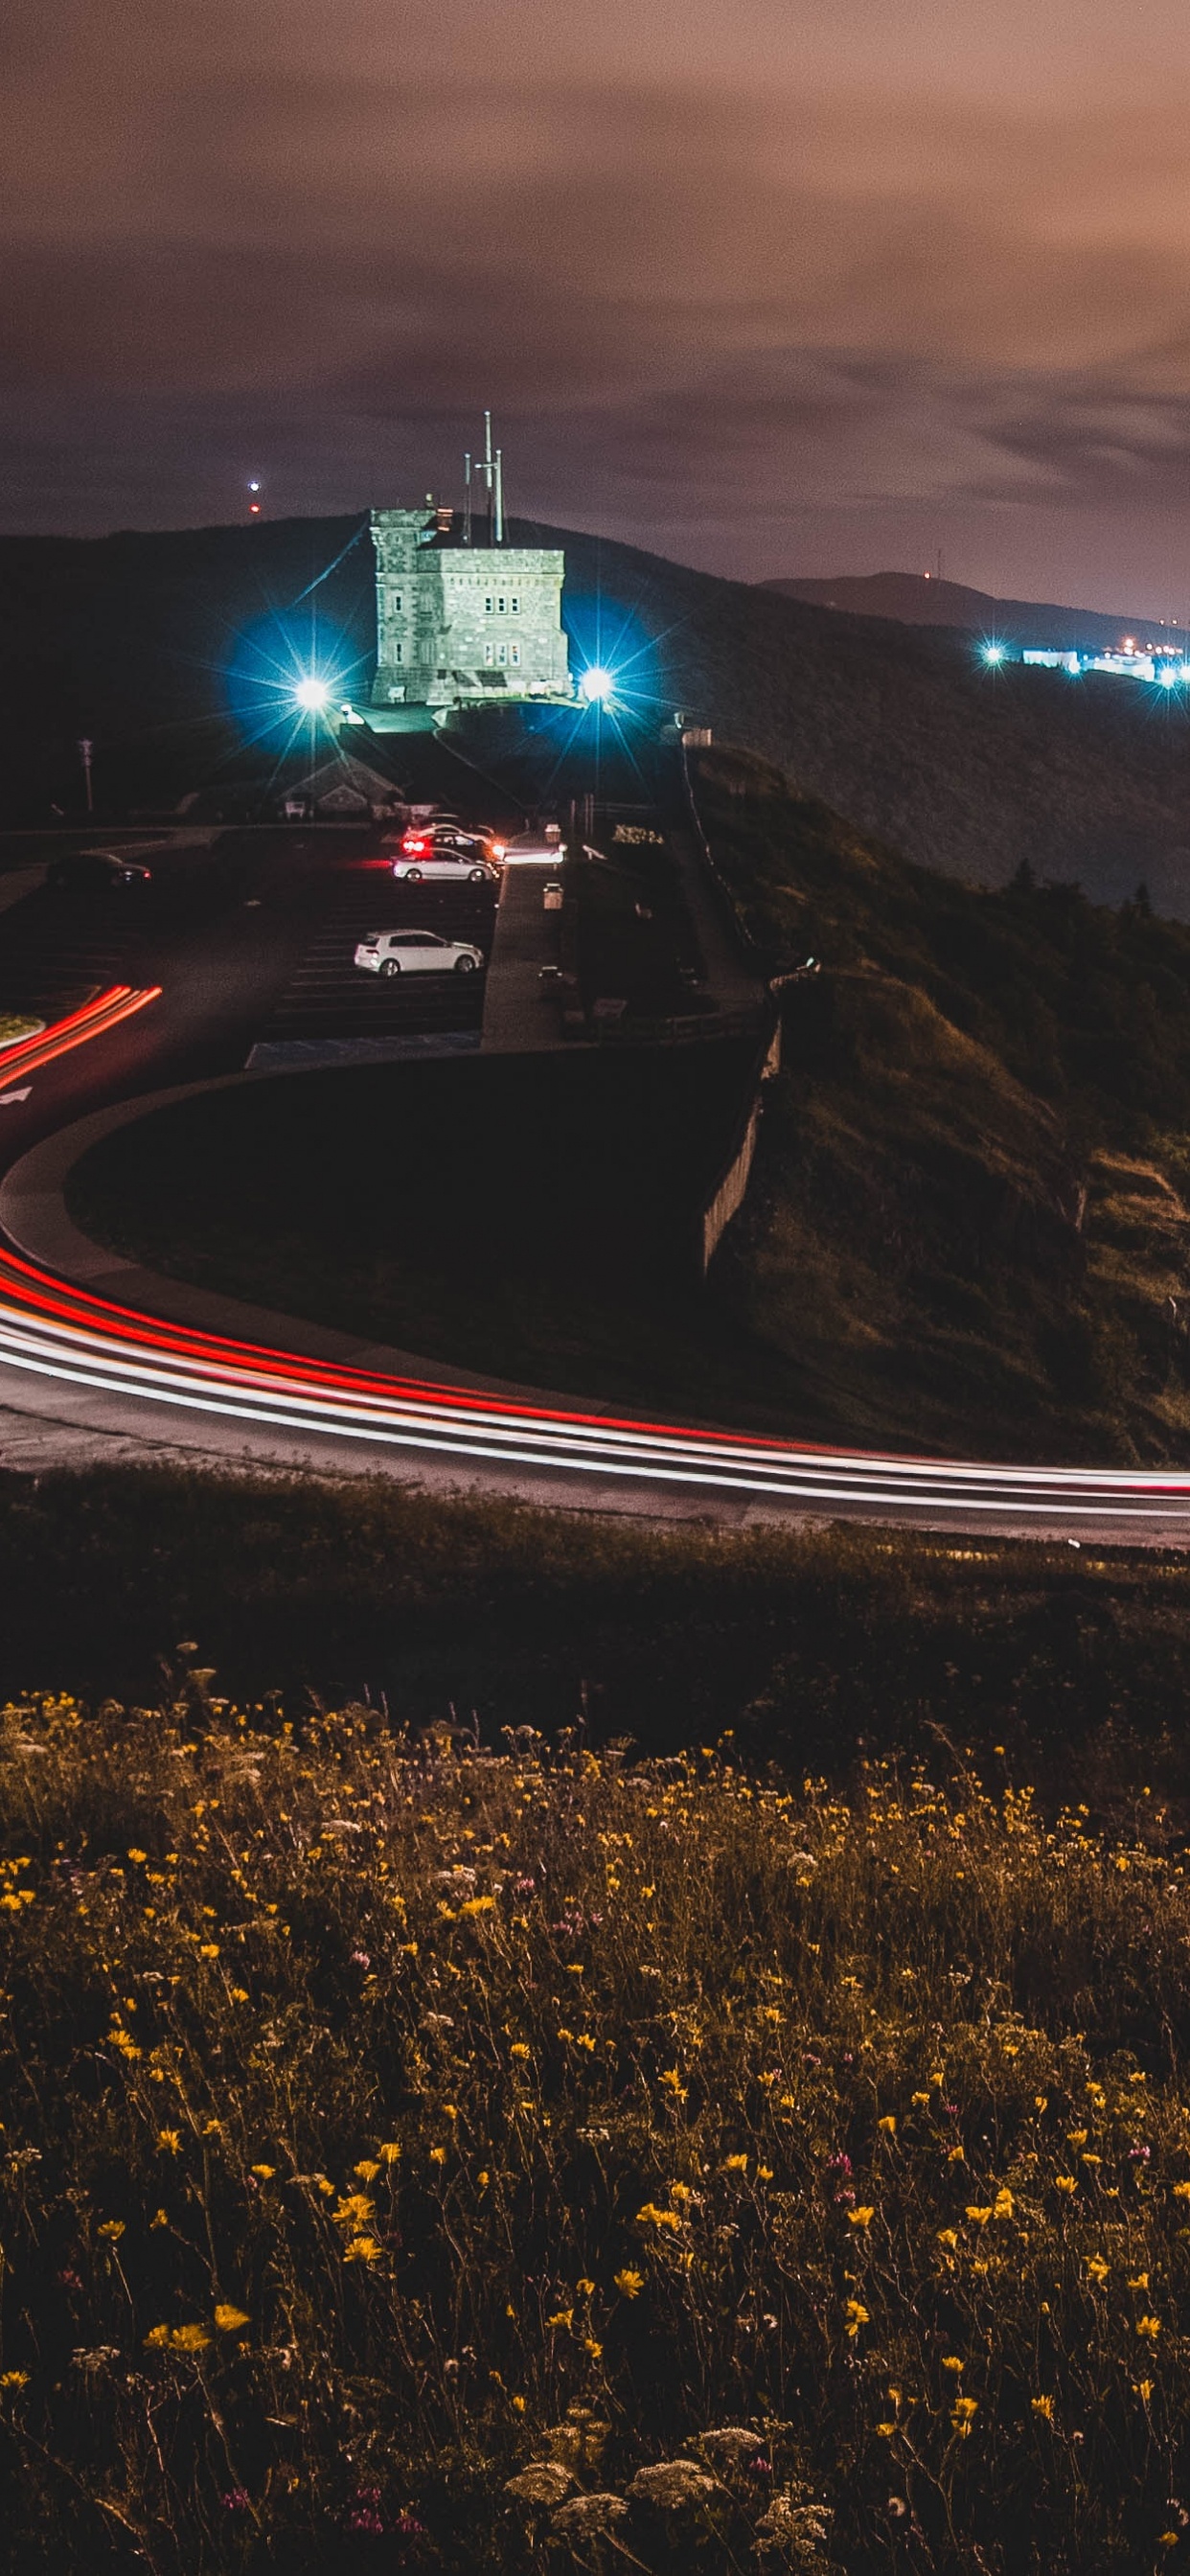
[402,832,430,854]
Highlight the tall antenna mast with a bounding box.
[494,448,504,546]
[483,410,494,545]
[464,452,472,546]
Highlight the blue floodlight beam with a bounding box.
[580,666,616,705]
[981,642,1005,665]
[295,674,332,712]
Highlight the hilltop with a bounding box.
[5,514,1190,910]
[762,567,1180,656]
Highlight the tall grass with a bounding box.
[1,1690,1188,2568]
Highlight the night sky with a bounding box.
[5,0,1190,610]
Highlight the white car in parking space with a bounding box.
[354,929,485,978]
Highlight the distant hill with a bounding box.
[761,569,1183,656]
[5,514,1190,913]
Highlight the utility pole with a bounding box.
[78,737,94,816]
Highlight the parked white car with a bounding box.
[354,929,484,978]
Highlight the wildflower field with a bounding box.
[2,1691,1190,2570]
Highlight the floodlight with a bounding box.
[1160,666,1178,688]
[982,643,1004,665]
[295,676,330,711]
[580,666,614,703]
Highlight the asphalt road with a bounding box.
[2,822,1190,1541]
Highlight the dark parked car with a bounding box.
[47,850,153,895]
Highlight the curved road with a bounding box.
[1,839,1189,1540]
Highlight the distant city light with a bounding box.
[982,643,1004,665]
[580,666,615,703]
[294,676,330,711]
[248,479,261,493]
[1159,665,1179,688]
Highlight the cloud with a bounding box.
[5,0,1190,602]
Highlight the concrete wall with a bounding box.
[698,1014,781,1275]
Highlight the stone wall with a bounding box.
[371,510,571,707]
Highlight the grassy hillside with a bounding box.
[2,1695,1189,2572]
[763,568,1176,655]
[689,746,1190,1461]
[5,513,1190,909]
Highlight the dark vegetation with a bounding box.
[4,1678,1190,2571]
[5,512,1190,908]
[689,746,1190,1460]
[764,567,1178,655]
[66,1043,756,1414]
[7,1465,1190,1816]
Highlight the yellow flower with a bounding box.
[1055,2176,1077,2195]
[877,2116,896,2136]
[127,1850,148,1865]
[0,2371,29,2389]
[1135,2316,1161,2339]
[722,2154,748,2174]
[636,2203,680,2230]
[214,2305,250,2334]
[993,2188,1014,2219]
[343,2236,382,2264]
[429,2147,447,2166]
[460,1895,495,1915]
[1135,2379,1155,2404]
[614,2269,645,2298]
[847,2206,876,2229]
[912,2092,930,2107]
[150,2209,169,2229]
[951,2397,978,2433]
[966,2207,994,2227]
[230,1988,250,2004]
[584,2338,603,2358]
[577,2278,596,2295]
[198,1944,219,1960]
[510,2043,530,2061]
[157,2129,182,2154]
[660,2069,688,2099]
[1086,2255,1110,2285]
[942,2357,965,2373]
[97,2220,126,2241]
[171,2324,211,2353]
[378,2142,401,2164]
[1066,2130,1088,2149]
[844,2300,870,2338]
[1173,2182,1190,2199]
[145,2325,170,2350]
[757,2165,774,2182]
[354,2160,380,2182]
[332,2193,375,2229]
[546,2309,574,2331]
[1128,2273,1150,2291]
[877,2422,896,2437]
[250,2163,275,2181]
[1031,2396,1054,2421]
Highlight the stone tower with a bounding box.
[371,504,572,711]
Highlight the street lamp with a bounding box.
[294,676,330,712]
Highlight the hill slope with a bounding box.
[5,514,1190,908]
[762,568,1179,655]
[690,745,1190,1460]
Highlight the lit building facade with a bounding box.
[371,506,572,711]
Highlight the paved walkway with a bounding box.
[480,864,568,1052]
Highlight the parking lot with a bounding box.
[258,859,496,1042]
